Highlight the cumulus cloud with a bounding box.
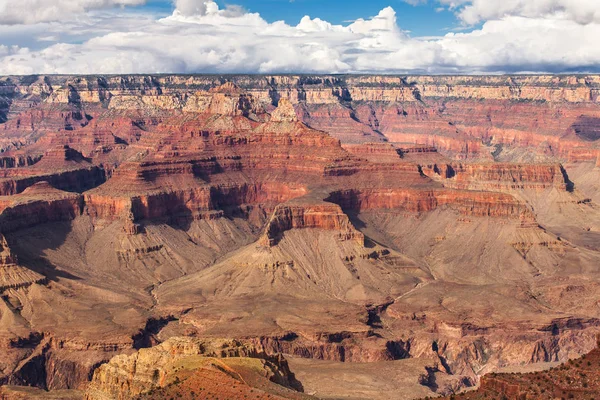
[409,0,600,25]
[0,0,598,74]
[172,0,245,18]
[173,0,217,16]
[0,0,147,24]
[456,0,600,25]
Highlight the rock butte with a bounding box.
[0,74,599,399]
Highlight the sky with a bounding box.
[0,0,598,75]
[143,0,461,36]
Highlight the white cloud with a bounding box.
[438,16,600,71]
[0,0,598,74]
[172,0,245,18]
[0,0,147,25]
[458,0,600,25]
[408,0,600,25]
[173,0,217,16]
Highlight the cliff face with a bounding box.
[421,162,568,191]
[3,74,599,156]
[326,188,533,220]
[0,182,83,233]
[0,74,599,400]
[259,202,364,246]
[442,336,600,400]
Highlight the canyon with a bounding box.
[0,74,599,399]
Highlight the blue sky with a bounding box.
[144,0,460,36]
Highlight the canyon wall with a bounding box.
[0,74,599,400]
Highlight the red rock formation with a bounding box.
[326,188,532,220]
[260,202,364,247]
[0,167,105,196]
[342,143,402,163]
[421,162,569,191]
[0,154,42,169]
[0,182,83,233]
[0,146,105,196]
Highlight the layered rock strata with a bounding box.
[0,182,82,233]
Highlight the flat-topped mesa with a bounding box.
[85,185,213,224]
[0,182,83,234]
[0,145,91,175]
[422,162,569,191]
[97,159,201,192]
[326,188,533,220]
[0,165,106,196]
[0,145,105,196]
[0,233,46,291]
[86,177,308,225]
[259,202,365,247]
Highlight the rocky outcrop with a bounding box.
[0,182,83,233]
[422,162,569,191]
[0,333,125,393]
[269,98,298,123]
[0,167,105,196]
[326,188,532,220]
[246,332,411,363]
[442,335,600,399]
[85,337,304,400]
[0,154,42,169]
[260,202,364,246]
[0,234,46,292]
[0,146,105,196]
[86,181,307,224]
